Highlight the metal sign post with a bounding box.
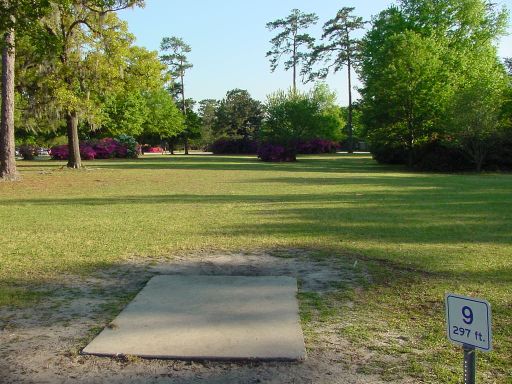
[463,345,476,384]
[445,294,492,384]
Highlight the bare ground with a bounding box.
[0,251,412,383]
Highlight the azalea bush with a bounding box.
[50,136,138,160]
[142,146,164,153]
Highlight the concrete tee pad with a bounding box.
[82,275,306,361]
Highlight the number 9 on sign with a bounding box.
[462,306,473,325]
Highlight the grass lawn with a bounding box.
[1,154,511,382]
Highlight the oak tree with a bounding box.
[41,0,144,169]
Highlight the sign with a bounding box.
[445,293,492,352]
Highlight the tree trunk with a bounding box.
[180,65,189,155]
[0,27,19,181]
[473,145,485,173]
[66,111,81,169]
[347,55,353,154]
[292,34,297,93]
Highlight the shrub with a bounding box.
[487,133,512,170]
[210,138,257,154]
[370,143,409,165]
[93,138,118,159]
[297,139,339,154]
[145,146,163,153]
[257,143,296,162]
[49,145,68,160]
[260,85,344,161]
[18,144,39,160]
[116,134,138,158]
[79,145,96,160]
[49,136,139,161]
[413,141,472,172]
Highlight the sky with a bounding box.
[118,0,512,106]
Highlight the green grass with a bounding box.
[1,154,511,382]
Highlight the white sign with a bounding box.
[445,293,492,351]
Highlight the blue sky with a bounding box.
[119,0,512,105]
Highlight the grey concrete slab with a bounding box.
[82,275,305,361]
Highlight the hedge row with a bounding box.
[50,136,138,160]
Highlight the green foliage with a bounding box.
[361,31,447,164]
[197,99,219,147]
[447,56,509,171]
[266,9,318,89]
[102,91,148,137]
[183,109,202,143]
[360,0,509,169]
[213,89,264,141]
[0,0,51,34]
[307,7,365,80]
[115,134,138,158]
[142,88,184,140]
[160,36,192,108]
[260,84,344,151]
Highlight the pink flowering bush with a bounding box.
[93,138,118,159]
[80,145,96,160]
[50,137,138,161]
[49,145,68,160]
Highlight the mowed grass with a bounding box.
[1,154,511,382]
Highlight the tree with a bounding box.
[141,88,184,143]
[0,0,50,180]
[213,89,264,141]
[260,84,344,159]
[41,0,144,169]
[360,0,508,167]
[1,11,17,180]
[448,55,508,171]
[266,9,318,92]
[101,46,170,137]
[160,36,193,154]
[198,99,219,147]
[308,7,365,153]
[361,31,447,166]
[182,109,202,149]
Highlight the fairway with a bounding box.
[1,154,511,383]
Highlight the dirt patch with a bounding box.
[0,251,407,383]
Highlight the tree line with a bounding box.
[265,1,512,171]
[1,0,511,180]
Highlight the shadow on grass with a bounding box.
[17,154,399,174]
[2,183,511,249]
